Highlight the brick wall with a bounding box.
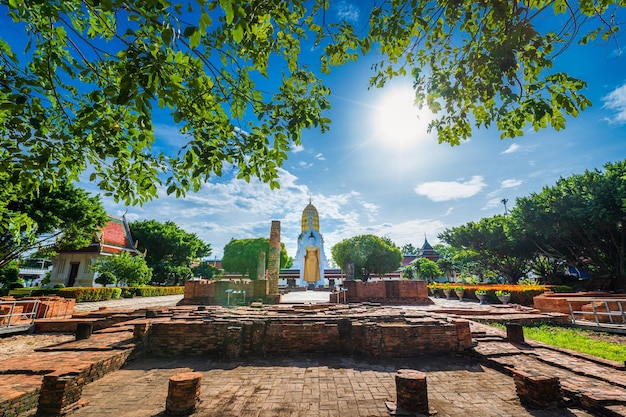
[343,280,433,305]
[181,280,269,305]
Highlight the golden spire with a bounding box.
[301,201,320,232]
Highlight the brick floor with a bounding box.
[55,355,595,417]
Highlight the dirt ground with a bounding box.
[0,333,74,361]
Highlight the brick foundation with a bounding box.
[395,369,428,414]
[533,292,626,315]
[146,316,473,358]
[166,372,202,416]
[512,369,563,409]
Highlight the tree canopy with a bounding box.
[439,159,626,290]
[221,238,292,279]
[331,234,402,281]
[129,219,211,285]
[1,1,621,238]
[0,180,108,268]
[439,215,532,284]
[92,251,152,287]
[412,258,442,282]
[510,159,626,289]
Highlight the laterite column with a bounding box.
[166,372,202,416]
[395,369,429,414]
[267,221,281,300]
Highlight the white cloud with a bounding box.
[501,143,521,154]
[292,144,305,153]
[335,1,360,23]
[315,153,326,161]
[602,83,626,125]
[154,124,187,148]
[482,198,504,211]
[501,179,522,188]
[299,161,313,169]
[414,176,486,202]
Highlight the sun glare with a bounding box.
[373,86,433,148]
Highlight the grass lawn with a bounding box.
[490,322,626,363]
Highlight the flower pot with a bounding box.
[443,289,453,300]
[497,295,511,305]
[476,293,487,305]
[455,290,464,300]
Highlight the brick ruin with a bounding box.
[137,304,473,359]
[338,280,434,305]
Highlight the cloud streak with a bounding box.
[414,176,486,202]
[602,83,626,125]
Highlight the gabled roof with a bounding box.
[417,238,440,261]
[61,215,140,256]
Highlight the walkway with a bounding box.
[73,294,185,312]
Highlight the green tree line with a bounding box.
[439,160,626,290]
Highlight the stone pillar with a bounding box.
[166,372,202,416]
[267,221,280,298]
[506,323,525,344]
[75,322,93,340]
[256,250,266,280]
[395,369,429,414]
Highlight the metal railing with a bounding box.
[567,299,626,327]
[0,299,41,334]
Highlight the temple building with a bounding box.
[417,238,440,262]
[292,201,327,288]
[49,215,141,287]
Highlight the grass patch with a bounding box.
[490,322,626,363]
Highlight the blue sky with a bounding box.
[92,4,626,263]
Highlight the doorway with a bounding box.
[67,262,80,287]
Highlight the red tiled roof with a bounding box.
[58,215,139,256]
[102,219,129,247]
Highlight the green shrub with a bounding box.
[53,283,65,289]
[95,271,117,286]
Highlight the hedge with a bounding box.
[57,287,122,302]
[5,285,186,302]
[119,286,185,298]
[426,283,572,306]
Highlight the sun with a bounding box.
[373,86,434,148]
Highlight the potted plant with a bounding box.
[454,286,464,300]
[442,283,453,300]
[475,288,488,304]
[495,290,511,305]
